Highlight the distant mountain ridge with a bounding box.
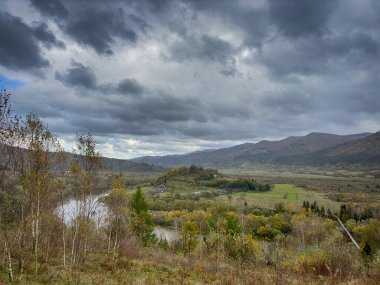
[275,131,380,165]
[132,132,376,168]
[0,143,164,173]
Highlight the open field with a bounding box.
[217,183,339,210]
[137,166,380,212]
[220,168,377,181]
[219,168,380,207]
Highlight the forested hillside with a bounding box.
[134,132,374,168]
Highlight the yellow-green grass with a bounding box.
[219,184,338,210]
[220,169,374,180]
[284,192,298,200]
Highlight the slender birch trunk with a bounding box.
[61,193,66,268]
[34,190,40,274]
[5,240,13,283]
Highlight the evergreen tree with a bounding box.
[363,241,372,256]
[320,206,325,217]
[130,186,149,214]
[130,186,156,246]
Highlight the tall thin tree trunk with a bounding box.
[18,203,25,280]
[61,195,66,268]
[46,239,50,264]
[5,240,13,283]
[112,231,118,266]
[71,220,78,267]
[34,191,40,274]
[83,236,88,264]
[107,228,112,252]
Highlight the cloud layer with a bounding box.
[1,0,379,158]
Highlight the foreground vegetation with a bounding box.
[1,90,380,284]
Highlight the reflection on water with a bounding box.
[56,192,108,226]
[57,193,180,242]
[154,226,180,243]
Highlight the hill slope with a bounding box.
[0,143,164,173]
[133,132,373,168]
[276,131,380,165]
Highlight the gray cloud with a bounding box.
[65,8,137,55]
[0,12,49,70]
[260,90,314,115]
[184,0,270,47]
[56,62,97,89]
[168,34,241,76]
[268,0,337,38]
[32,22,65,49]
[115,79,144,95]
[55,61,145,96]
[30,0,69,20]
[1,0,380,158]
[169,35,235,63]
[257,31,380,78]
[51,61,208,136]
[31,0,141,55]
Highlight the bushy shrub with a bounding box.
[225,234,261,262]
[180,220,200,252]
[295,241,363,278]
[371,251,380,278]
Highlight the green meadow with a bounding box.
[219,183,337,210]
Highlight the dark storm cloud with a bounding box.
[32,22,65,49]
[30,0,69,20]
[56,62,144,96]
[122,95,205,123]
[65,8,137,55]
[116,79,144,96]
[168,34,241,76]
[268,0,336,38]
[31,0,140,55]
[51,61,210,135]
[19,87,207,137]
[0,12,49,70]
[256,1,380,79]
[56,62,97,89]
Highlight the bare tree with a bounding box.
[69,133,102,268]
[0,89,24,281]
[18,114,60,274]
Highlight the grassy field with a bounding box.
[219,184,338,210]
[219,168,380,207]
[143,165,379,210]
[220,168,377,180]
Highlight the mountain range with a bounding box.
[132,131,380,168]
[0,143,164,173]
[3,131,379,171]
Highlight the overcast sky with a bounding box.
[1,0,379,158]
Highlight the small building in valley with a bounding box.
[154,184,167,193]
[218,189,228,195]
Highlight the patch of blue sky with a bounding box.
[0,74,24,91]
